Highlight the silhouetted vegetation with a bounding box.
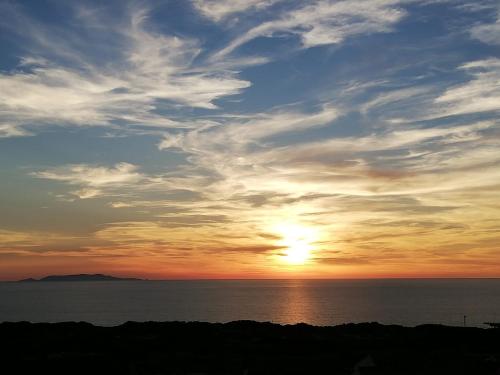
[1,321,500,374]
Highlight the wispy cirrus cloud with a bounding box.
[142,48,500,268]
[159,104,339,151]
[212,0,407,59]
[0,4,253,137]
[33,163,142,186]
[3,0,500,278]
[159,97,499,199]
[23,37,500,273]
[33,163,143,199]
[470,9,500,45]
[0,123,33,138]
[434,59,500,117]
[192,0,281,22]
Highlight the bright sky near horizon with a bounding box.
[0,0,499,280]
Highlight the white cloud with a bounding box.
[360,87,431,114]
[160,103,339,151]
[434,58,500,116]
[470,11,500,45]
[213,0,406,59]
[0,5,251,136]
[155,104,346,203]
[156,89,500,204]
[0,123,32,138]
[193,0,280,22]
[355,58,500,124]
[109,201,134,208]
[33,163,143,197]
[71,188,102,199]
[158,132,184,150]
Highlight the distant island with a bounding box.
[19,274,142,282]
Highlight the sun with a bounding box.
[284,239,312,264]
[275,224,317,265]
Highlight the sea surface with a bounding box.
[1,279,500,327]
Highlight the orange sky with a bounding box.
[1,1,500,280]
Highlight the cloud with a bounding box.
[315,256,374,265]
[433,59,500,117]
[204,244,284,254]
[159,103,339,151]
[152,97,499,243]
[0,123,33,138]
[0,229,47,246]
[0,4,252,136]
[4,0,500,277]
[344,57,500,127]
[33,163,143,198]
[93,220,279,257]
[360,87,432,114]
[109,201,134,208]
[156,104,343,202]
[71,188,102,200]
[0,228,84,254]
[29,62,497,265]
[470,11,500,45]
[192,0,280,22]
[259,120,496,165]
[213,0,406,59]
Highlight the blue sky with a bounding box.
[0,0,500,279]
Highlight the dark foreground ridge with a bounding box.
[19,273,142,282]
[2,321,500,374]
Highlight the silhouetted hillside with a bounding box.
[1,321,500,374]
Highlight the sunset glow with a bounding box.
[0,0,500,280]
[276,224,317,265]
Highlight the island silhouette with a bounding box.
[19,274,142,282]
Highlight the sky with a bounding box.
[0,0,499,280]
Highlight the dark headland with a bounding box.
[19,273,142,282]
[2,321,500,374]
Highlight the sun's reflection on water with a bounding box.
[276,280,317,324]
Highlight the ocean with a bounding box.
[1,279,499,327]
